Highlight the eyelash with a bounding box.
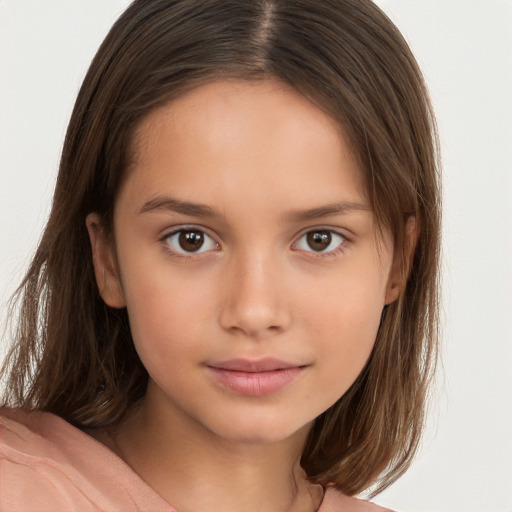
[161,227,219,257]
[160,226,349,258]
[293,229,348,257]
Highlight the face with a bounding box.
[88,80,399,445]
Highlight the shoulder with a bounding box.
[1,407,80,460]
[319,486,395,512]
[1,408,94,510]
[0,408,172,512]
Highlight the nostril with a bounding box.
[218,262,291,337]
[219,302,290,338]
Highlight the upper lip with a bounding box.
[207,358,302,373]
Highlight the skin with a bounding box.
[87,80,402,512]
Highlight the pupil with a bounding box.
[179,230,204,252]
[307,231,331,251]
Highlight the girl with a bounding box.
[0,1,440,511]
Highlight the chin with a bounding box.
[206,413,311,446]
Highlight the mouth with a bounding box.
[206,358,307,396]
[208,357,302,373]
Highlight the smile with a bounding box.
[206,358,307,396]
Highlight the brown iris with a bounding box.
[306,231,332,252]
[178,230,205,252]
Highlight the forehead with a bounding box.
[122,79,368,213]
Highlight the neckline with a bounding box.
[21,409,333,512]
[50,412,176,510]
[85,420,331,512]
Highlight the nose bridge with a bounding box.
[219,246,290,337]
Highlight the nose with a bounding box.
[219,251,291,339]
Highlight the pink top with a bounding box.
[0,408,392,511]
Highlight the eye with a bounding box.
[295,230,345,253]
[165,228,218,254]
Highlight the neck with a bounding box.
[106,386,324,512]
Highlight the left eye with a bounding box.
[165,229,218,254]
[295,230,345,253]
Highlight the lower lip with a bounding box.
[207,367,304,396]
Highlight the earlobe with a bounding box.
[384,281,401,305]
[384,216,419,305]
[85,213,126,308]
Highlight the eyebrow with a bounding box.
[284,201,371,222]
[138,196,370,220]
[138,197,218,217]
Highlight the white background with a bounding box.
[1,1,511,511]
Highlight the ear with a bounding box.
[384,217,418,305]
[86,213,126,308]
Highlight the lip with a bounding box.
[206,358,306,396]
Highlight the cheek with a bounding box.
[306,259,386,331]
[120,265,216,373]
[303,264,387,382]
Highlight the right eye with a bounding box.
[294,229,346,254]
[164,229,218,254]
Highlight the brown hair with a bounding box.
[1,0,441,496]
